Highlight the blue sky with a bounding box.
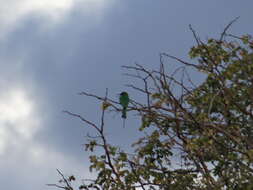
[0,1,253,189]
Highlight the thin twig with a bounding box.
[220,16,240,42]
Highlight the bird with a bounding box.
[119,91,130,119]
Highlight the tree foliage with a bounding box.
[48,23,253,190]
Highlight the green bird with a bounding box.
[119,91,129,119]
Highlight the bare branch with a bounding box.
[220,16,240,41]
[63,110,101,133]
[160,52,200,69]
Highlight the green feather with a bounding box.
[119,92,129,119]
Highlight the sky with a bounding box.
[0,0,253,189]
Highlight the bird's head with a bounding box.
[120,91,128,96]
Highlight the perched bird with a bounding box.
[119,91,129,119]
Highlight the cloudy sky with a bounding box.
[1,0,253,189]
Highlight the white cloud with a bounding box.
[0,0,111,39]
[0,87,91,189]
[0,0,71,34]
[0,88,40,155]
[0,138,90,190]
[0,0,113,187]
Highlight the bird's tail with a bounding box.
[122,107,127,119]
